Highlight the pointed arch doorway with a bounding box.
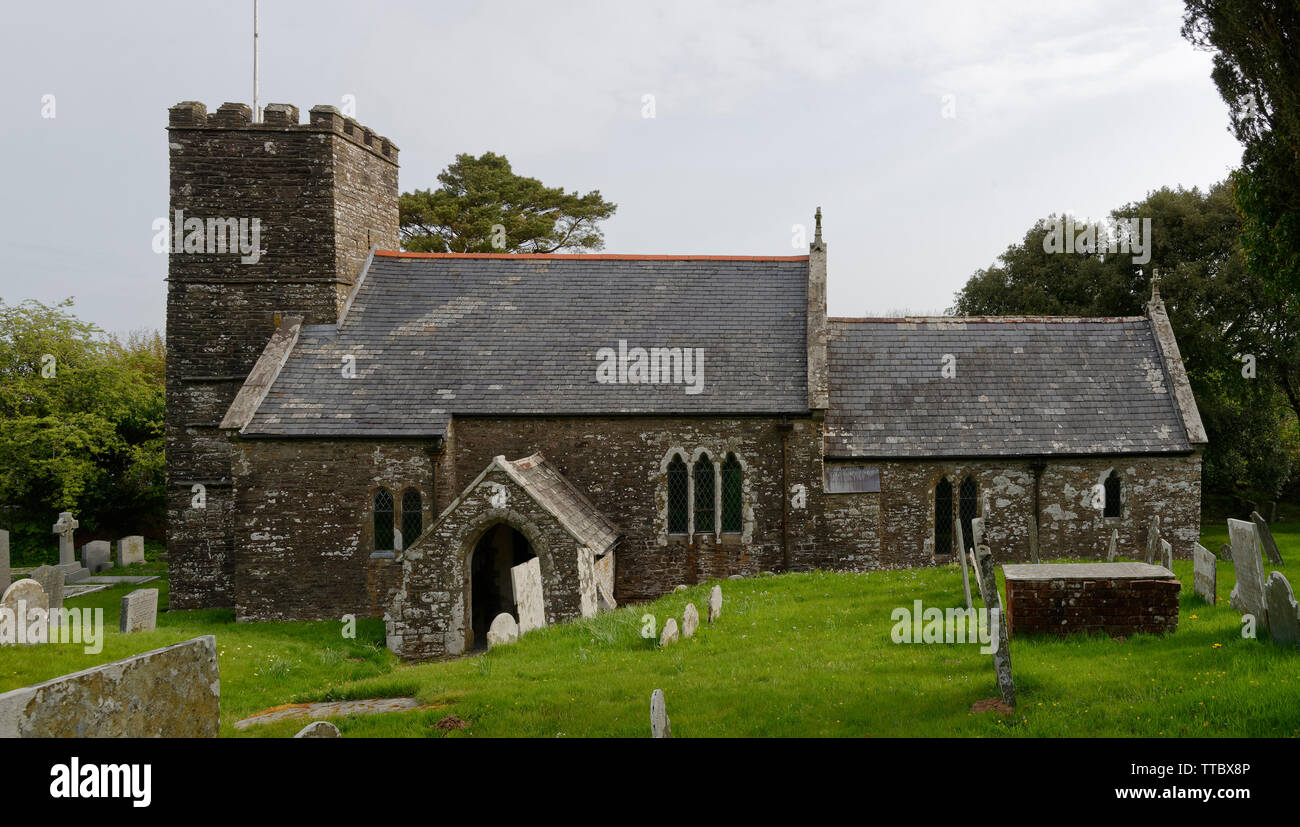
[469,523,538,649]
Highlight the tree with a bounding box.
[0,299,165,559]
[951,183,1298,504]
[399,152,617,254]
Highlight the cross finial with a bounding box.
[814,206,823,245]
[1151,266,1161,301]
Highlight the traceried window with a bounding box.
[694,454,716,534]
[374,488,395,552]
[1104,471,1121,518]
[935,477,953,556]
[402,488,422,547]
[667,454,689,534]
[959,476,979,555]
[721,453,742,533]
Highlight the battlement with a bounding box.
[167,101,398,164]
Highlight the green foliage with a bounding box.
[399,152,617,253]
[951,183,1299,502]
[0,298,165,557]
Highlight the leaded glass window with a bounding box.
[694,455,715,534]
[402,488,422,546]
[667,454,688,533]
[959,476,978,555]
[935,477,953,556]
[374,488,395,552]
[1104,471,1121,518]
[721,453,742,533]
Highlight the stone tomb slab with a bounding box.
[1002,562,1179,638]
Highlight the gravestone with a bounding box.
[486,613,517,649]
[708,585,722,623]
[117,535,145,567]
[1220,542,1232,562]
[956,518,968,561]
[1265,572,1300,647]
[922,537,933,557]
[294,721,341,738]
[1107,528,1118,563]
[81,540,112,574]
[957,533,973,610]
[682,603,699,638]
[0,636,219,737]
[28,565,63,627]
[1160,539,1173,571]
[1145,515,1160,565]
[659,617,679,646]
[52,511,78,567]
[0,579,48,644]
[119,588,159,634]
[510,557,545,634]
[1193,543,1216,605]
[969,550,987,605]
[1227,518,1268,627]
[975,544,1014,707]
[970,517,985,552]
[0,529,8,594]
[1251,511,1283,565]
[650,689,671,738]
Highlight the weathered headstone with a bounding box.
[119,588,159,634]
[707,585,722,623]
[1251,511,1283,565]
[486,612,518,648]
[0,636,220,737]
[682,603,699,638]
[116,535,145,567]
[510,557,545,634]
[1227,518,1268,627]
[969,550,987,605]
[0,528,8,594]
[1145,515,1160,565]
[1160,539,1173,571]
[81,540,112,574]
[294,721,341,738]
[970,517,985,552]
[956,517,968,561]
[957,533,973,610]
[52,511,78,567]
[0,579,48,644]
[1106,528,1118,563]
[975,544,1014,707]
[659,617,679,646]
[28,565,63,626]
[650,689,671,738]
[1219,542,1232,562]
[922,537,933,557]
[1265,572,1300,647]
[1193,543,1216,605]
[1027,514,1040,564]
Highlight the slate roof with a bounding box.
[825,317,1193,458]
[240,252,811,437]
[499,453,621,554]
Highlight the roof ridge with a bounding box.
[375,250,809,262]
[830,315,1147,324]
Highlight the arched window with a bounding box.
[667,454,688,534]
[694,454,715,534]
[935,477,953,556]
[959,476,979,554]
[1104,471,1121,518]
[402,488,423,546]
[374,488,395,552]
[721,453,743,533]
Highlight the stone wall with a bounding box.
[164,101,398,610]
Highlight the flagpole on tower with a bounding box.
[252,0,260,122]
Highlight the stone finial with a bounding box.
[1150,266,1161,302]
[813,206,823,246]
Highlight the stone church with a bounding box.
[165,101,1206,660]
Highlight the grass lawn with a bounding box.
[2,519,1298,737]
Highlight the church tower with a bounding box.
[164,101,399,608]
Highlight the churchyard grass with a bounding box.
[1,521,1296,737]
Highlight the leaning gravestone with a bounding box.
[1219,542,1232,562]
[956,517,968,561]
[0,636,219,737]
[1107,528,1118,563]
[957,534,973,610]
[1160,539,1173,571]
[975,544,1015,707]
[1145,515,1161,565]
[28,565,63,627]
[116,535,145,567]
[510,557,545,635]
[970,517,985,552]
[1251,511,1283,565]
[81,540,112,574]
[486,613,518,649]
[650,689,671,738]
[708,585,722,623]
[1265,572,1300,647]
[119,588,159,634]
[0,579,48,645]
[1227,518,1268,628]
[659,617,679,646]
[1193,543,1216,605]
[682,603,699,639]
[0,528,8,594]
[294,721,340,738]
[969,550,987,606]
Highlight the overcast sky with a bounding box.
[1,0,1243,336]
